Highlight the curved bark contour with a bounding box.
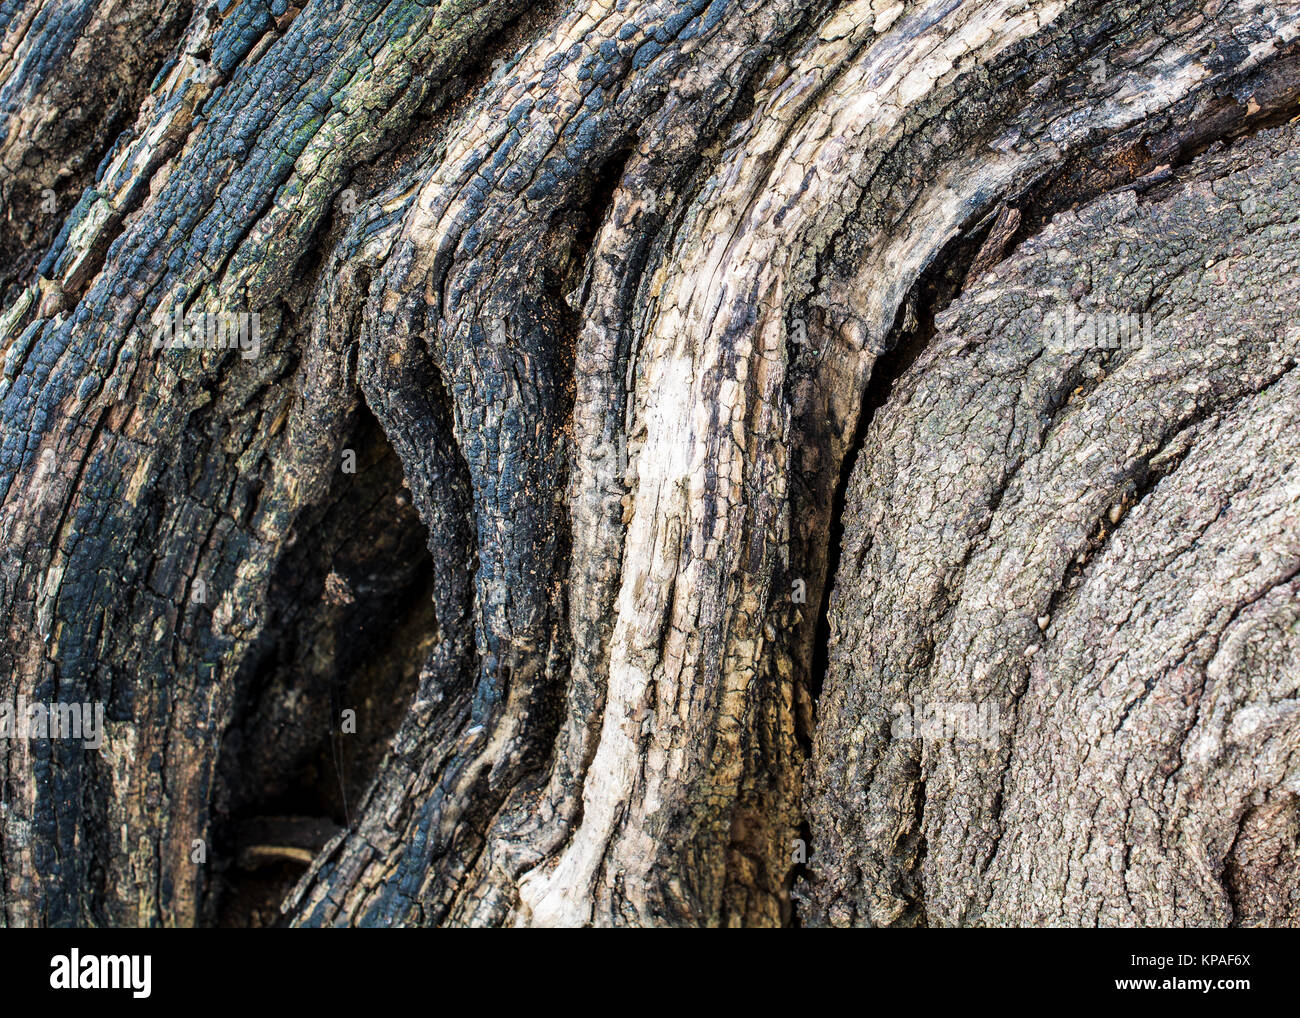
[803,124,1300,927]
[0,0,1296,927]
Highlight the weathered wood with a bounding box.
[0,0,1296,927]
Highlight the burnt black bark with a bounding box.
[0,0,1296,927]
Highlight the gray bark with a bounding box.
[803,125,1300,927]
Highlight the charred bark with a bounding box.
[0,0,1296,927]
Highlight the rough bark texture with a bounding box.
[803,126,1300,927]
[0,0,1295,927]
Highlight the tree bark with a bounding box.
[803,126,1300,927]
[0,0,1296,927]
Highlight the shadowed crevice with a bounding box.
[210,404,436,927]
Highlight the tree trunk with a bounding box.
[0,0,1296,927]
